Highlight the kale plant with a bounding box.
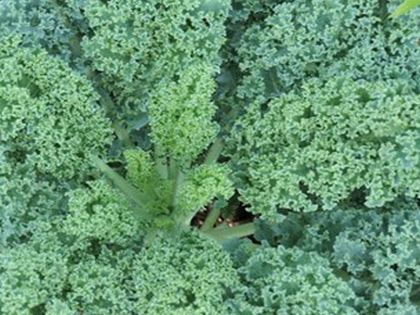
[0,0,419,314]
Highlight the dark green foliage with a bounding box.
[233,0,419,104]
[0,168,62,247]
[254,199,420,314]
[0,0,80,60]
[230,245,358,315]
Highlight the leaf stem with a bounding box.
[96,86,133,147]
[200,205,221,232]
[203,222,255,241]
[204,138,224,164]
[169,160,185,210]
[91,155,149,213]
[154,145,168,179]
[391,0,420,17]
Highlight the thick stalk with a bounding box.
[391,0,419,17]
[204,138,224,164]
[97,86,133,147]
[168,158,178,180]
[203,222,255,241]
[154,145,168,179]
[169,160,185,210]
[200,206,221,232]
[91,156,150,215]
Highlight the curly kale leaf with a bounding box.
[229,78,420,218]
[231,245,357,315]
[237,0,419,104]
[253,199,420,314]
[132,231,241,315]
[149,63,220,166]
[81,0,230,121]
[0,36,112,182]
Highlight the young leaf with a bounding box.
[391,0,420,17]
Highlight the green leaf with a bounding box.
[391,0,420,17]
